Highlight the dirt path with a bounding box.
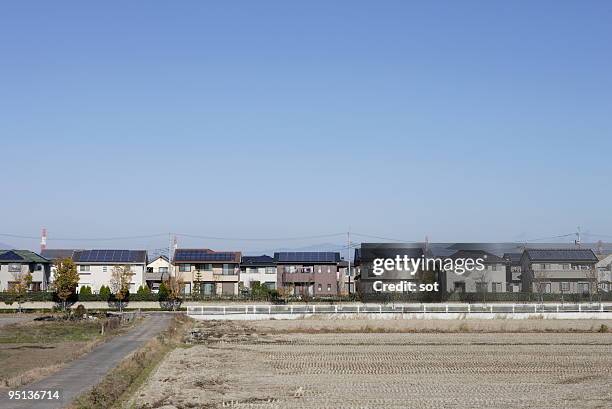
[0,313,173,409]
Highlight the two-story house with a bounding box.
[0,250,51,292]
[275,252,341,296]
[520,249,599,294]
[173,248,241,296]
[72,249,148,293]
[145,255,171,292]
[239,255,277,291]
[444,250,508,293]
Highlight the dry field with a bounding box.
[130,320,612,409]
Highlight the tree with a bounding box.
[136,285,151,296]
[99,285,111,301]
[162,272,184,311]
[475,269,489,304]
[109,265,134,312]
[53,258,80,311]
[585,266,599,303]
[532,270,549,303]
[193,269,203,297]
[8,270,32,313]
[79,286,92,296]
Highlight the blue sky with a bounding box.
[1,1,611,253]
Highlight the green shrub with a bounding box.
[158,282,169,301]
[79,286,92,296]
[136,285,151,295]
[99,285,111,301]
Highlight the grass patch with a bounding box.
[0,321,102,344]
[70,315,191,409]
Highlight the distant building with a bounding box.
[275,252,341,296]
[173,249,241,296]
[444,250,508,293]
[0,250,51,292]
[502,252,523,292]
[239,255,276,291]
[520,249,599,294]
[41,249,78,278]
[146,255,171,292]
[72,250,148,293]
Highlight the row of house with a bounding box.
[0,248,353,297]
[2,244,611,297]
[355,245,612,295]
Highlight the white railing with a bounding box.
[187,303,612,316]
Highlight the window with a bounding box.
[8,264,21,273]
[491,282,502,292]
[264,282,276,290]
[560,282,570,292]
[179,264,191,272]
[561,264,570,270]
[544,283,552,293]
[327,284,332,291]
[317,284,322,292]
[327,266,331,273]
[491,264,497,271]
[159,267,168,273]
[222,264,235,275]
[266,267,276,274]
[79,265,91,272]
[577,282,590,294]
[35,264,43,271]
[102,266,107,273]
[317,267,322,273]
[540,264,547,270]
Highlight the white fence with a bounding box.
[187,303,612,317]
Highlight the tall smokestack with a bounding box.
[41,228,47,253]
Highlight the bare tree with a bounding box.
[110,265,134,312]
[474,269,489,304]
[585,266,599,303]
[532,270,549,303]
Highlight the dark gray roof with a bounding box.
[41,249,77,261]
[503,253,522,264]
[448,250,506,264]
[73,250,147,264]
[274,252,340,263]
[241,255,275,266]
[524,249,598,262]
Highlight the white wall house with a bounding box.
[444,250,508,293]
[239,255,277,290]
[72,249,148,293]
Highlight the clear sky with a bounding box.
[1,1,611,253]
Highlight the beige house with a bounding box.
[146,255,171,292]
[444,250,508,293]
[521,249,599,295]
[173,248,241,296]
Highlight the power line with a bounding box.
[173,232,346,241]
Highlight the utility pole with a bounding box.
[347,229,351,295]
[575,226,581,248]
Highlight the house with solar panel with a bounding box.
[72,249,148,293]
[0,250,52,292]
[239,255,277,291]
[172,249,241,295]
[520,248,600,295]
[274,252,341,297]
